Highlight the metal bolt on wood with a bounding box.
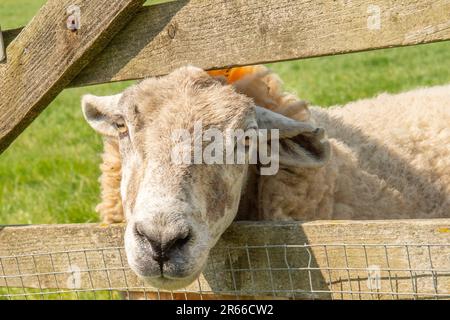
[66,5,81,31]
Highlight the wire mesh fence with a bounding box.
[1,243,449,300]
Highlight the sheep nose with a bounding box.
[135,223,191,266]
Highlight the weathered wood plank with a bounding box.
[0,220,449,299]
[4,0,450,88]
[71,0,450,86]
[0,0,145,154]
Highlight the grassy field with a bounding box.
[1,0,450,225]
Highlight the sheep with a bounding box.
[260,83,450,220]
[81,65,450,290]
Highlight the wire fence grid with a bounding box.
[0,243,449,300]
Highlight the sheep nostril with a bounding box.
[172,233,191,250]
[164,230,191,254]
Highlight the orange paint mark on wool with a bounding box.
[207,66,258,84]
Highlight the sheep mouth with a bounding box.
[143,271,202,290]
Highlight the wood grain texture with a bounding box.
[4,0,450,88]
[0,0,145,154]
[1,220,449,299]
[70,0,450,86]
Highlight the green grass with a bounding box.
[0,81,134,225]
[0,287,124,300]
[1,1,450,225]
[269,42,450,106]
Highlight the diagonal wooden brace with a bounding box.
[0,0,145,154]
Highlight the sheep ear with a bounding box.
[256,106,331,168]
[81,93,122,137]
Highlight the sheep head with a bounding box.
[81,66,330,290]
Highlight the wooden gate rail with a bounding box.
[1,219,449,299]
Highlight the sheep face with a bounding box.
[82,66,330,289]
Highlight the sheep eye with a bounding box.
[115,122,128,134]
[113,118,128,135]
